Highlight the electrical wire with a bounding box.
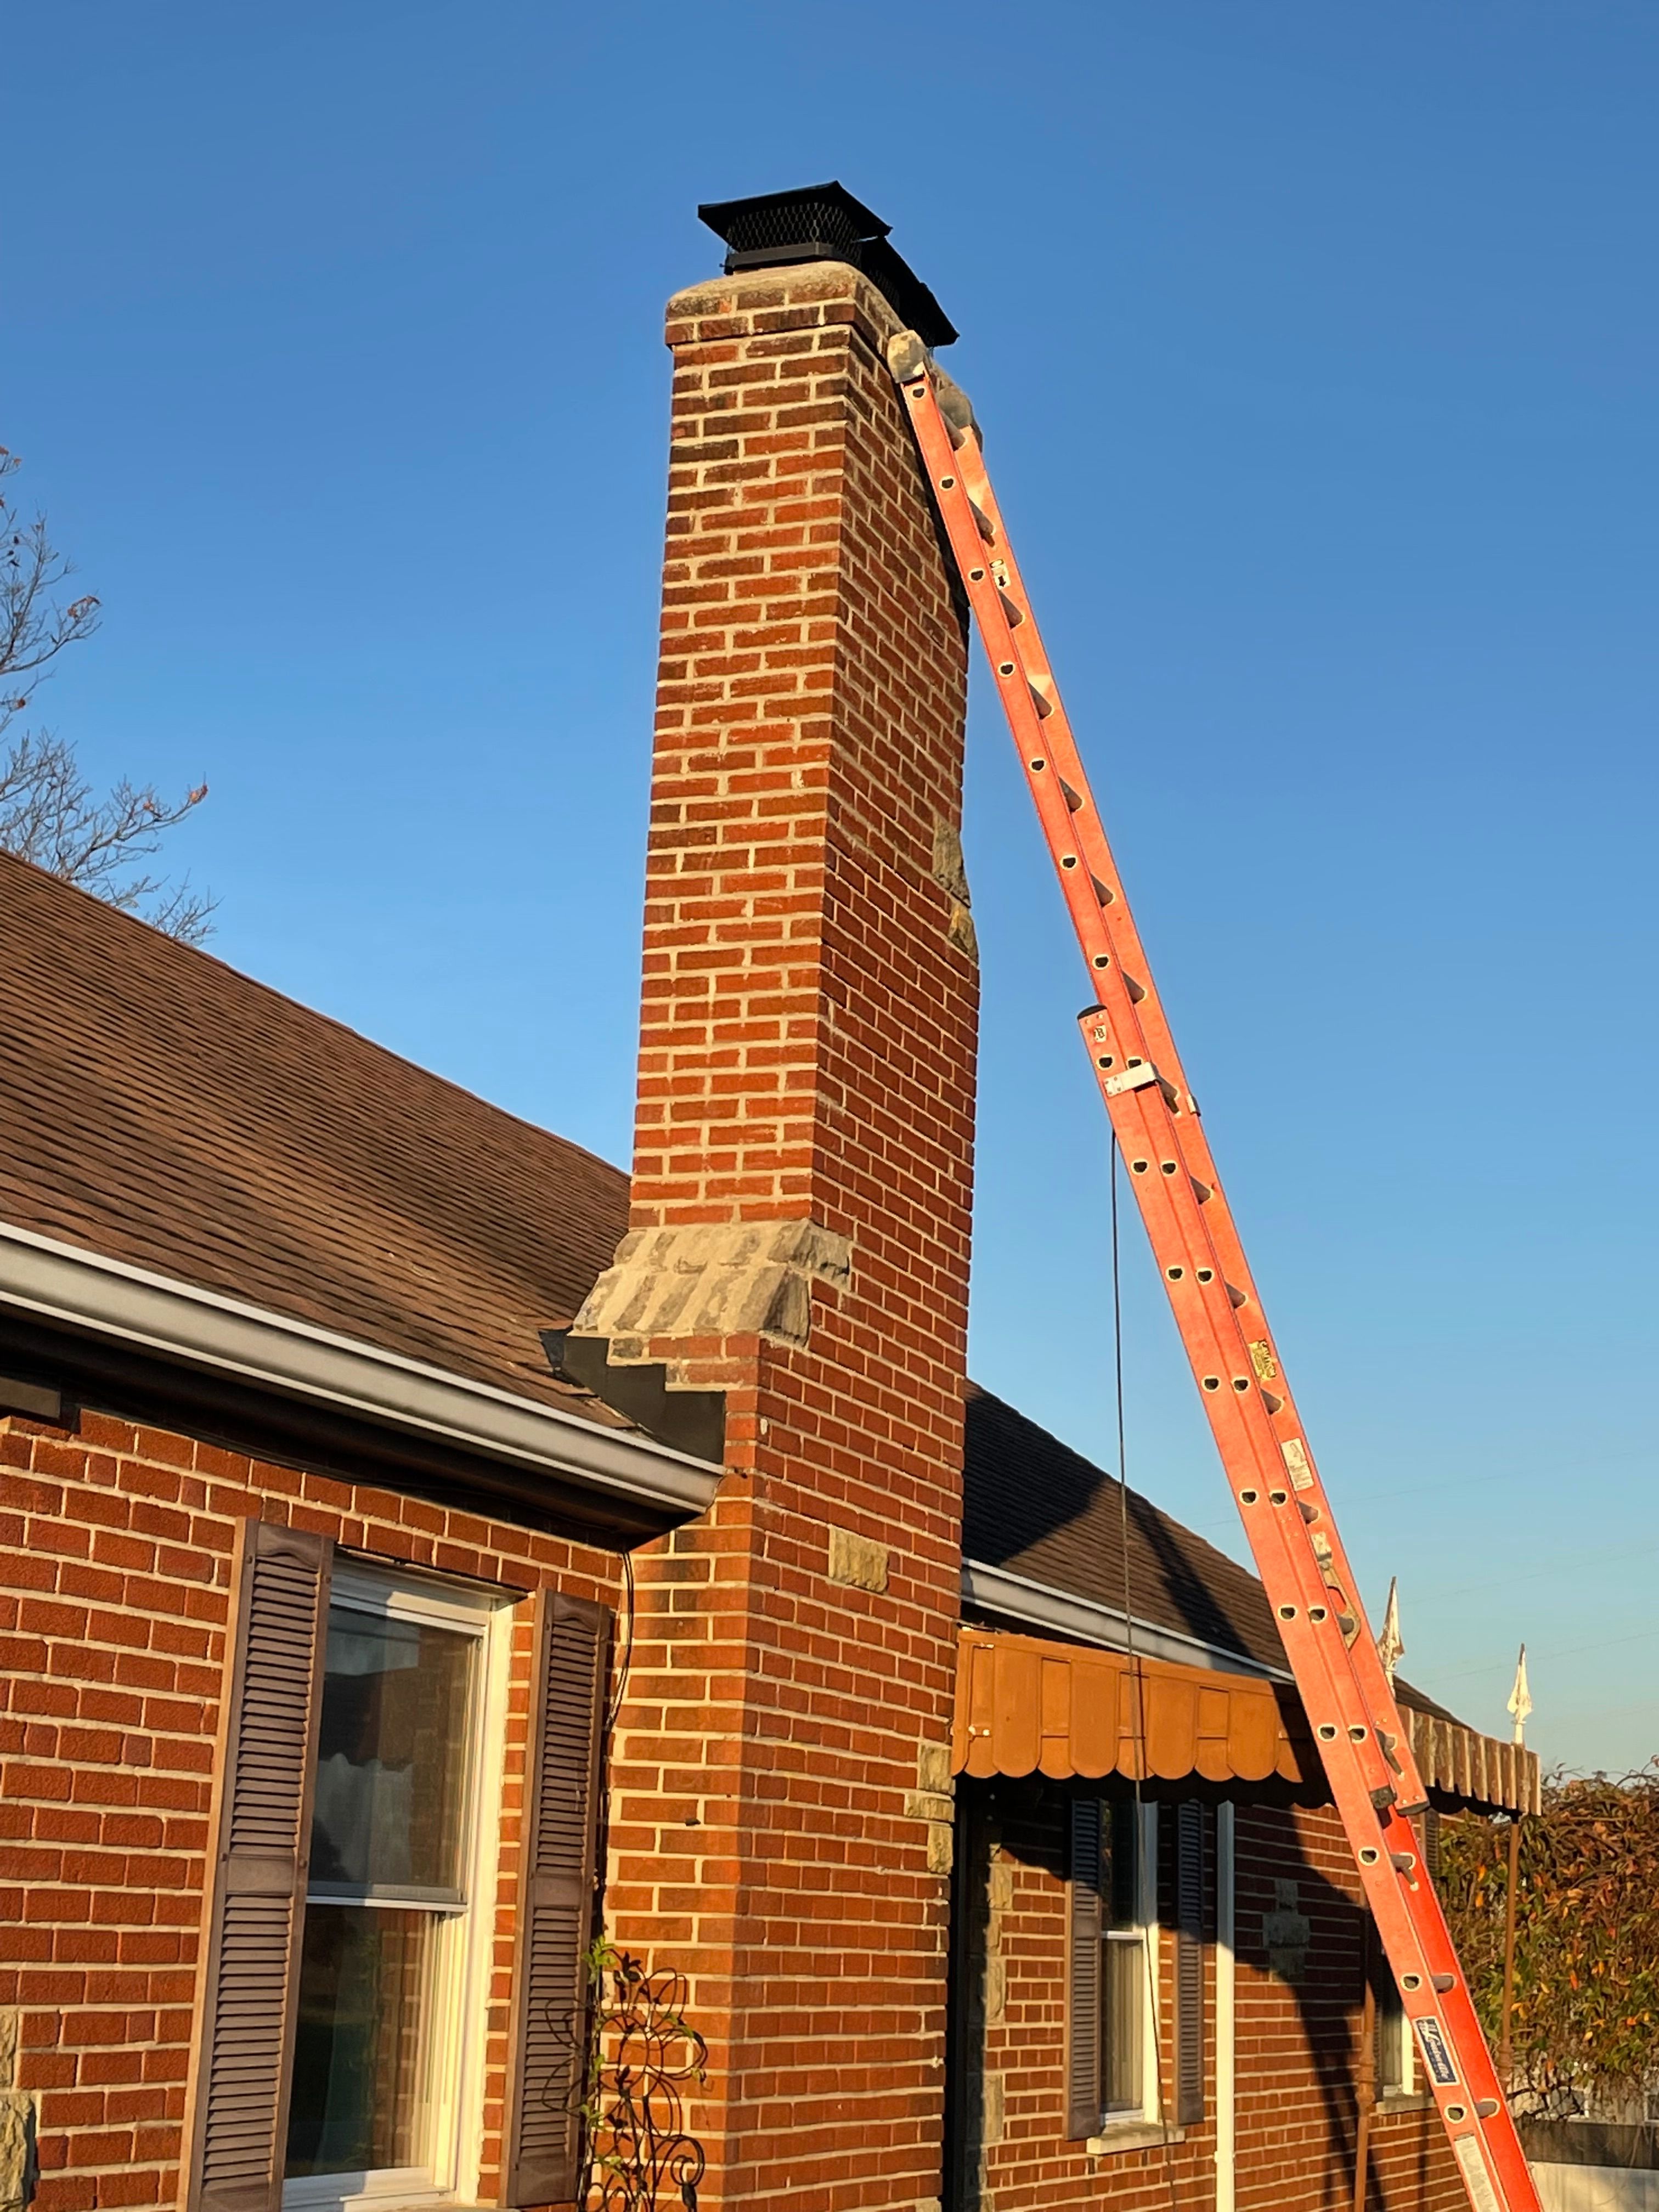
[1112,1137,1184,2207]
[606,1547,636,1736]
[589,1547,636,1957]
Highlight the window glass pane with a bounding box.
[310,1607,475,1895]
[1103,1934,1144,2112]
[1105,1798,1140,1931]
[286,1906,439,2176]
[1101,1801,1146,2117]
[1376,1968,1406,2092]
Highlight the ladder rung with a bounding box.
[1028,679,1054,719]
[998,589,1025,628]
[1059,777,1084,811]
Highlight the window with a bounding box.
[1374,1958,1415,2100]
[1366,1817,1439,2107]
[1101,1799,1151,2115]
[284,1569,506,2211]
[184,1525,608,2212]
[1066,1798,1160,2138]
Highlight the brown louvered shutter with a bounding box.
[187,1520,332,2212]
[1421,1807,1443,1884]
[1175,1801,1205,2126]
[1065,1797,1104,2140]
[504,1592,611,2208]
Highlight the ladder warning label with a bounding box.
[1454,2137,1502,2212]
[1414,2017,1459,2086]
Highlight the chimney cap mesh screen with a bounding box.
[697,181,958,348]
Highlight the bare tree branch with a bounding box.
[1,448,100,719]
[0,451,216,943]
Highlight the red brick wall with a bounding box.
[1233,1804,1462,2212]
[0,1400,622,2212]
[957,1785,1465,2212]
[602,257,977,2210]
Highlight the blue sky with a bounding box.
[9,3,1656,1773]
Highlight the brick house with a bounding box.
[0,198,1533,2212]
[950,1388,1533,2212]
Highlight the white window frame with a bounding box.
[1376,1970,1417,2102]
[1094,1802,1162,2134]
[1133,1803,1161,2125]
[281,1567,514,2212]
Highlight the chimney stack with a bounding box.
[583,190,977,2209]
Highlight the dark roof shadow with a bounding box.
[963,1381,1286,1671]
[962,1384,1455,1726]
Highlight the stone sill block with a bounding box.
[1085,2123,1187,2158]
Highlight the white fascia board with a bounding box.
[0,1218,721,1521]
[961,1556,1292,1684]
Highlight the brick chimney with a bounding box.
[579,197,977,2210]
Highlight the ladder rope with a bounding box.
[888,329,1535,2212]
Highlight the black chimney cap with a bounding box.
[697,181,958,348]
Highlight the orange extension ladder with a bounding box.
[888,329,1537,2212]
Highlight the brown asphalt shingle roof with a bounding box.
[0,851,1455,1720]
[963,1381,1287,1668]
[962,1381,1455,1720]
[0,850,632,1425]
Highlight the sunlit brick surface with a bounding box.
[602,258,978,2210]
[0,1408,619,2212]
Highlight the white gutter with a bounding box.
[0,1219,721,1520]
[961,1557,1293,1684]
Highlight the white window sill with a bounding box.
[284,2172,456,2212]
[1375,2091,1436,2115]
[285,2194,482,2212]
[1085,2123,1187,2157]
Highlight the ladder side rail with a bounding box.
[951,419,1422,1806]
[891,343,1538,2212]
[1069,1045,1510,2151]
[894,353,1406,1780]
[898,360,1435,1885]
[1082,1017,1536,2212]
[1081,1048,1425,1786]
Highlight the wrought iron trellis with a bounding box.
[578,1943,707,2212]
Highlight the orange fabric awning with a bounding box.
[951,1626,1541,1812]
[952,1625,1306,1786]
[1401,1707,1541,1816]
